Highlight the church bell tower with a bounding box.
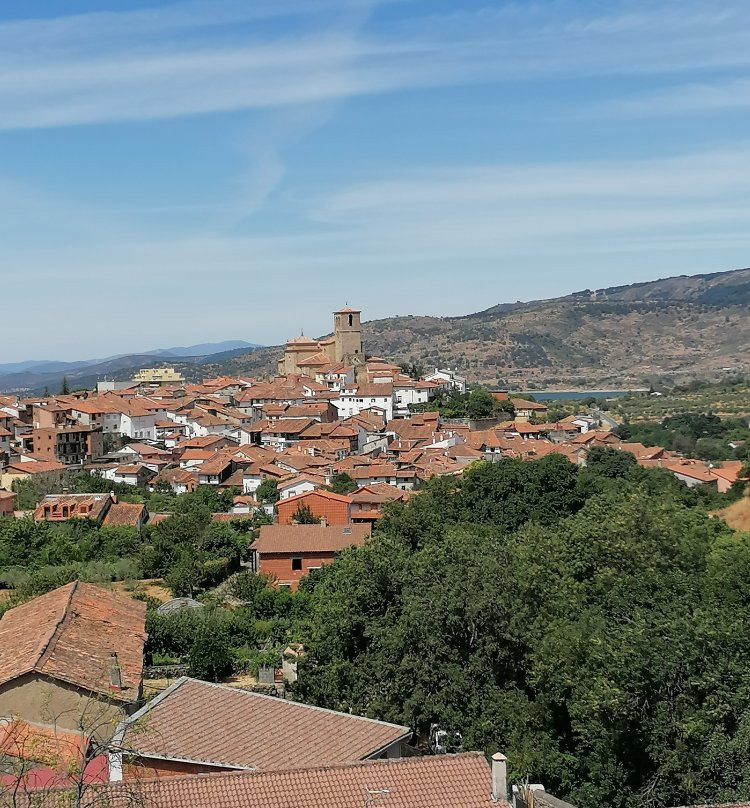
[333,307,363,364]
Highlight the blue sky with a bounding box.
[1,0,749,360]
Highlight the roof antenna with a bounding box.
[364,789,392,806]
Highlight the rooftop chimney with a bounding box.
[492,752,508,803]
[108,652,123,691]
[320,516,328,527]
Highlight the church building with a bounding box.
[278,307,364,376]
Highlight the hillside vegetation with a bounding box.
[210,266,750,388]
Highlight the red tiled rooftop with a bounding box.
[121,677,408,773]
[0,582,146,703]
[89,752,502,808]
[253,524,370,554]
[103,502,146,527]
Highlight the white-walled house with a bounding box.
[119,410,157,441]
[393,379,436,418]
[334,384,394,422]
[277,476,320,500]
[422,368,467,394]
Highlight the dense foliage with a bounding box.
[290,458,750,808]
[4,459,750,808]
[410,388,515,419]
[616,413,750,461]
[326,473,358,495]
[0,479,256,604]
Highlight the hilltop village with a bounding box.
[0,307,747,808]
[0,307,743,525]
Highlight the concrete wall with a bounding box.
[0,674,126,742]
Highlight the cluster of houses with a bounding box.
[0,307,747,805]
[0,581,512,806]
[0,305,745,592]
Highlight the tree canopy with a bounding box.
[292,459,750,808]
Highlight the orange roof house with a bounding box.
[97,751,508,808]
[114,676,409,779]
[103,502,148,530]
[34,493,114,524]
[0,583,147,736]
[0,489,16,517]
[276,488,353,526]
[349,483,410,523]
[251,523,370,590]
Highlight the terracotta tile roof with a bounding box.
[350,483,409,504]
[666,459,716,483]
[6,460,66,475]
[34,493,112,522]
[264,418,318,435]
[126,442,171,456]
[349,463,398,479]
[711,461,747,483]
[103,502,146,527]
[0,582,146,702]
[277,473,327,490]
[280,489,353,506]
[511,422,549,434]
[121,677,408,773]
[344,383,394,398]
[115,464,153,475]
[182,436,235,450]
[0,718,88,769]
[93,751,500,808]
[198,457,234,475]
[253,524,370,554]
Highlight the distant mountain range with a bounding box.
[0,341,262,394]
[4,268,749,395]
[202,267,750,389]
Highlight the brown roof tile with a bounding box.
[121,677,409,772]
[102,502,146,527]
[80,752,500,808]
[0,582,146,702]
[253,524,370,554]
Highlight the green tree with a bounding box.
[466,388,495,419]
[59,376,70,395]
[585,446,637,478]
[187,622,233,681]
[293,504,320,524]
[256,479,279,505]
[292,463,750,808]
[164,551,205,597]
[327,473,358,495]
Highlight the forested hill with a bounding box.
[210,266,750,387]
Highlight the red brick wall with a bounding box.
[30,428,57,462]
[259,551,338,591]
[277,492,350,525]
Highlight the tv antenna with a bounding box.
[364,788,392,806]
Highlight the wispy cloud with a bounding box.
[1,0,750,130]
[6,144,750,282]
[602,75,750,118]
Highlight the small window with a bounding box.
[343,527,352,535]
[291,557,303,571]
[348,314,353,327]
